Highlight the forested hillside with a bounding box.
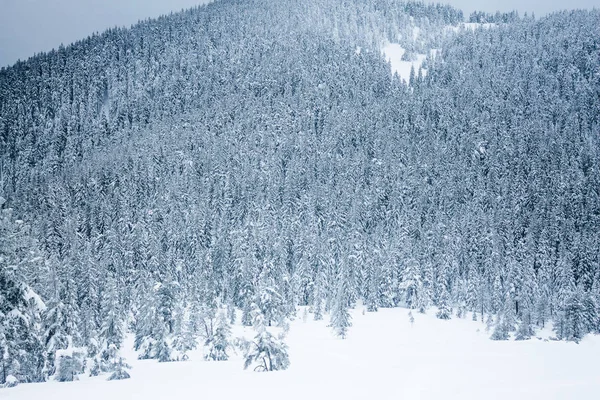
[1,0,599,386]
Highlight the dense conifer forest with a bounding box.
[1,0,599,386]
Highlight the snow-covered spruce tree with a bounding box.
[99,273,124,359]
[204,312,232,361]
[242,312,289,372]
[107,357,131,381]
[133,286,157,360]
[555,286,588,342]
[154,324,172,363]
[241,300,254,327]
[0,273,46,385]
[361,244,379,313]
[106,344,131,381]
[515,310,533,341]
[436,281,452,320]
[172,304,198,360]
[254,261,289,327]
[515,268,536,341]
[54,348,85,382]
[0,319,7,385]
[491,291,517,341]
[43,261,76,378]
[330,266,352,339]
[312,261,326,321]
[552,260,588,342]
[454,279,467,319]
[491,274,503,315]
[90,274,126,374]
[156,278,179,338]
[400,260,422,310]
[0,208,47,385]
[133,279,179,362]
[466,269,479,318]
[581,292,599,336]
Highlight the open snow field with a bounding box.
[381,43,429,83]
[4,307,599,400]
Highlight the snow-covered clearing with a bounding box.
[4,307,599,400]
[382,22,497,83]
[381,43,428,83]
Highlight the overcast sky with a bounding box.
[0,0,597,68]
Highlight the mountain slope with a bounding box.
[0,0,599,388]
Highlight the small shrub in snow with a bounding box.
[515,315,534,341]
[241,314,289,372]
[104,344,131,380]
[155,339,173,363]
[204,312,231,361]
[4,375,18,388]
[436,282,451,320]
[490,318,511,341]
[54,348,85,382]
[107,357,131,381]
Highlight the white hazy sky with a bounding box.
[0,0,598,67]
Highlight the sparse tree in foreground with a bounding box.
[241,313,289,372]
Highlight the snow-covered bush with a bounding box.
[3,375,19,388]
[107,360,131,381]
[241,314,289,372]
[204,312,232,361]
[54,348,85,382]
[105,344,131,380]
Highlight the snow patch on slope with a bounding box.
[446,22,497,33]
[381,42,427,83]
[412,26,421,41]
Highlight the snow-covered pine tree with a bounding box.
[99,274,124,351]
[400,260,422,310]
[0,209,47,385]
[43,257,80,379]
[242,312,289,372]
[203,312,231,361]
[436,280,451,320]
[330,263,352,339]
[557,286,587,342]
[255,263,286,327]
[172,303,198,360]
[133,284,157,360]
[54,348,85,382]
[491,290,517,341]
[312,255,327,321]
[106,344,131,381]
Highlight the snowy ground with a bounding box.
[4,307,599,400]
[381,43,429,83]
[382,22,497,83]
